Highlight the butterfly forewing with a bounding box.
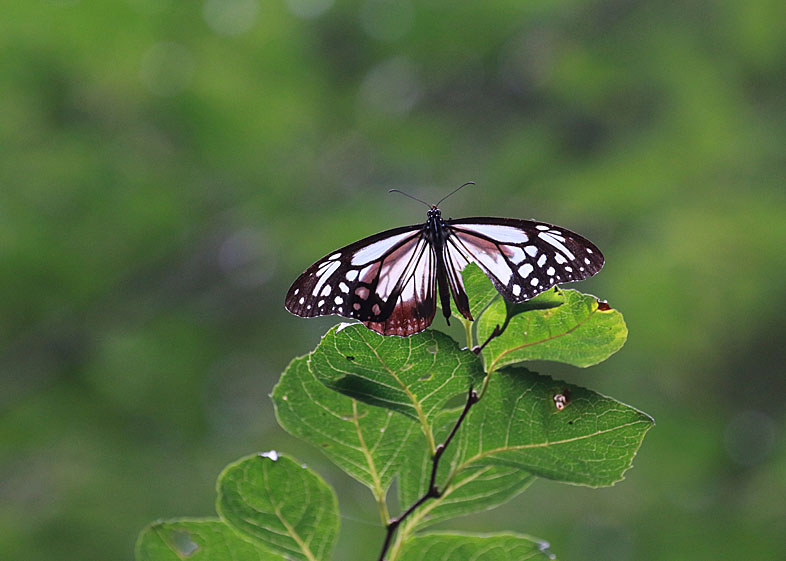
[285,224,439,335]
[446,217,604,302]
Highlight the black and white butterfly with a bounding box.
[285,186,604,337]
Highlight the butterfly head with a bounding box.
[427,205,442,219]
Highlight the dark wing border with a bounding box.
[445,216,604,302]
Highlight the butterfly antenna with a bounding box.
[388,189,431,208]
[436,181,475,207]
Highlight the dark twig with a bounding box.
[377,387,480,561]
[471,324,502,354]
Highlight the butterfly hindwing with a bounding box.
[446,217,604,302]
[363,234,437,336]
[441,236,473,321]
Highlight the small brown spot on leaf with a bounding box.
[596,300,611,311]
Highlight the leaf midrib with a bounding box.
[360,331,436,452]
[459,418,651,470]
[261,462,318,561]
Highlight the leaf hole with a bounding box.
[345,355,355,361]
[418,371,434,381]
[170,530,198,557]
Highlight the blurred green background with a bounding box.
[2,0,785,559]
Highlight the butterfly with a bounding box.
[285,184,604,337]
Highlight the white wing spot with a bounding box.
[537,254,547,267]
[334,296,343,305]
[565,266,573,272]
[320,284,332,297]
[547,266,555,276]
[530,278,539,286]
[306,304,312,309]
[353,303,361,310]
[350,231,415,265]
[555,253,567,264]
[339,282,349,293]
[538,232,576,260]
[318,299,325,307]
[587,248,593,254]
[507,246,526,264]
[518,263,534,278]
[312,260,341,296]
[359,263,376,279]
[579,266,585,271]
[456,224,529,243]
[328,253,341,260]
[299,297,305,305]
[525,245,538,257]
[536,224,550,231]
[293,288,299,295]
[512,284,521,296]
[584,257,591,265]
[345,270,358,281]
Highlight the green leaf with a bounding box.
[461,263,566,327]
[309,324,484,425]
[504,286,566,317]
[459,368,654,487]
[461,263,501,320]
[272,355,422,499]
[397,410,535,532]
[135,519,280,561]
[217,453,339,561]
[406,464,536,532]
[477,289,627,371]
[397,532,555,561]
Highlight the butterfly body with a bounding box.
[425,207,468,326]
[285,205,604,337]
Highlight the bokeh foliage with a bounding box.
[1,0,785,560]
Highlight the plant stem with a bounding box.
[376,387,479,561]
[463,318,474,350]
[375,492,390,527]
